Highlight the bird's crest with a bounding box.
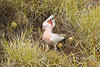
[43,15,55,28]
[47,20,53,26]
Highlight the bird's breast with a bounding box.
[43,32,51,43]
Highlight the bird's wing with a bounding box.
[50,33,65,43]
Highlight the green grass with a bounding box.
[0,0,100,67]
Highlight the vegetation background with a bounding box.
[0,0,100,67]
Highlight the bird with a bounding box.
[42,24,66,51]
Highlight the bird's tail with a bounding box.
[58,34,66,37]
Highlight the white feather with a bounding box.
[50,33,65,43]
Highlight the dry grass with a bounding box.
[0,0,100,67]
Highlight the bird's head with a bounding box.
[43,20,53,29]
[44,24,53,32]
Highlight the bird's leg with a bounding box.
[54,44,57,51]
[46,44,49,51]
[42,43,45,51]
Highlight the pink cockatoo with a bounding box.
[42,24,65,51]
[43,15,55,28]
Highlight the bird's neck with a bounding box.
[45,29,52,33]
